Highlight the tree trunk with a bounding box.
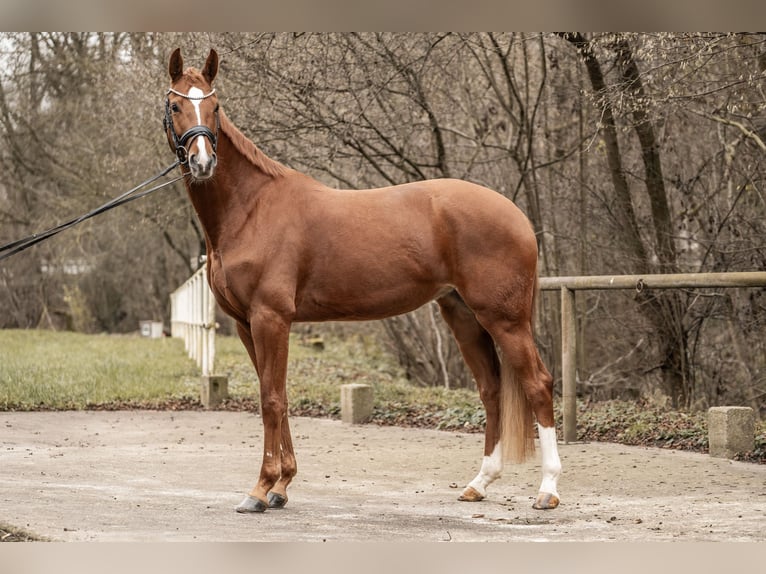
[614,38,692,408]
[561,32,693,407]
[560,33,650,273]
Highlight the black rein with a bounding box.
[0,161,183,262]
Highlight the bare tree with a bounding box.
[0,32,200,331]
[1,32,762,409]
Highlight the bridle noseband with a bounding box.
[163,88,220,166]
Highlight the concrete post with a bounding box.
[200,375,229,409]
[341,384,373,424]
[708,406,755,458]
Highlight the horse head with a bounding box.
[164,48,220,181]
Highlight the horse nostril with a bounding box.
[189,153,198,166]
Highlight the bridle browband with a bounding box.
[163,88,220,166]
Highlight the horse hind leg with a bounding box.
[526,350,561,510]
[490,321,562,510]
[436,291,504,503]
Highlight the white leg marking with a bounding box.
[537,424,561,496]
[467,442,503,497]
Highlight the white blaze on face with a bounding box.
[186,86,212,166]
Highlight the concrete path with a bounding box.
[1,411,764,541]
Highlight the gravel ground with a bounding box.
[1,410,764,542]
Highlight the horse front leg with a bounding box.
[265,416,296,509]
[236,309,294,513]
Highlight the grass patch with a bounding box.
[215,332,485,429]
[0,330,200,410]
[0,329,480,422]
[575,399,765,463]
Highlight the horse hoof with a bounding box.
[532,492,560,510]
[235,495,268,513]
[267,492,288,509]
[458,486,484,502]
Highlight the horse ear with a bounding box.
[169,48,184,82]
[202,49,219,84]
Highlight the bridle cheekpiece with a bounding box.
[163,88,220,166]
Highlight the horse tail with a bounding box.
[498,272,539,464]
[499,354,537,464]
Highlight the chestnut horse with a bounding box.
[164,48,561,513]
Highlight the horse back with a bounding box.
[283,177,538,321]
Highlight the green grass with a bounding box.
[0,329,482,421]
[0,330,200,409]
[216,331,484,427]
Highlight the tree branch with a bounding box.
[688,108,766,152]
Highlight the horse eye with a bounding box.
[171,103,180,113]
[214,104,219,112]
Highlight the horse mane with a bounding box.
[218,108,289,178]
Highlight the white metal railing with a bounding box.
[170,263,217,376]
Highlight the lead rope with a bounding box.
[0,160,184,262]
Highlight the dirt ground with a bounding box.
[1,410,764,542]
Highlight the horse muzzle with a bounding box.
[188,148,217,180]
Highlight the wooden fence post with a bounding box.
[561,286,577,443]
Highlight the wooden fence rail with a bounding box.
[538,271,766,443]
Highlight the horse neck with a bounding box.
[183,129,274,250]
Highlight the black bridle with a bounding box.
[163,88,220,166]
